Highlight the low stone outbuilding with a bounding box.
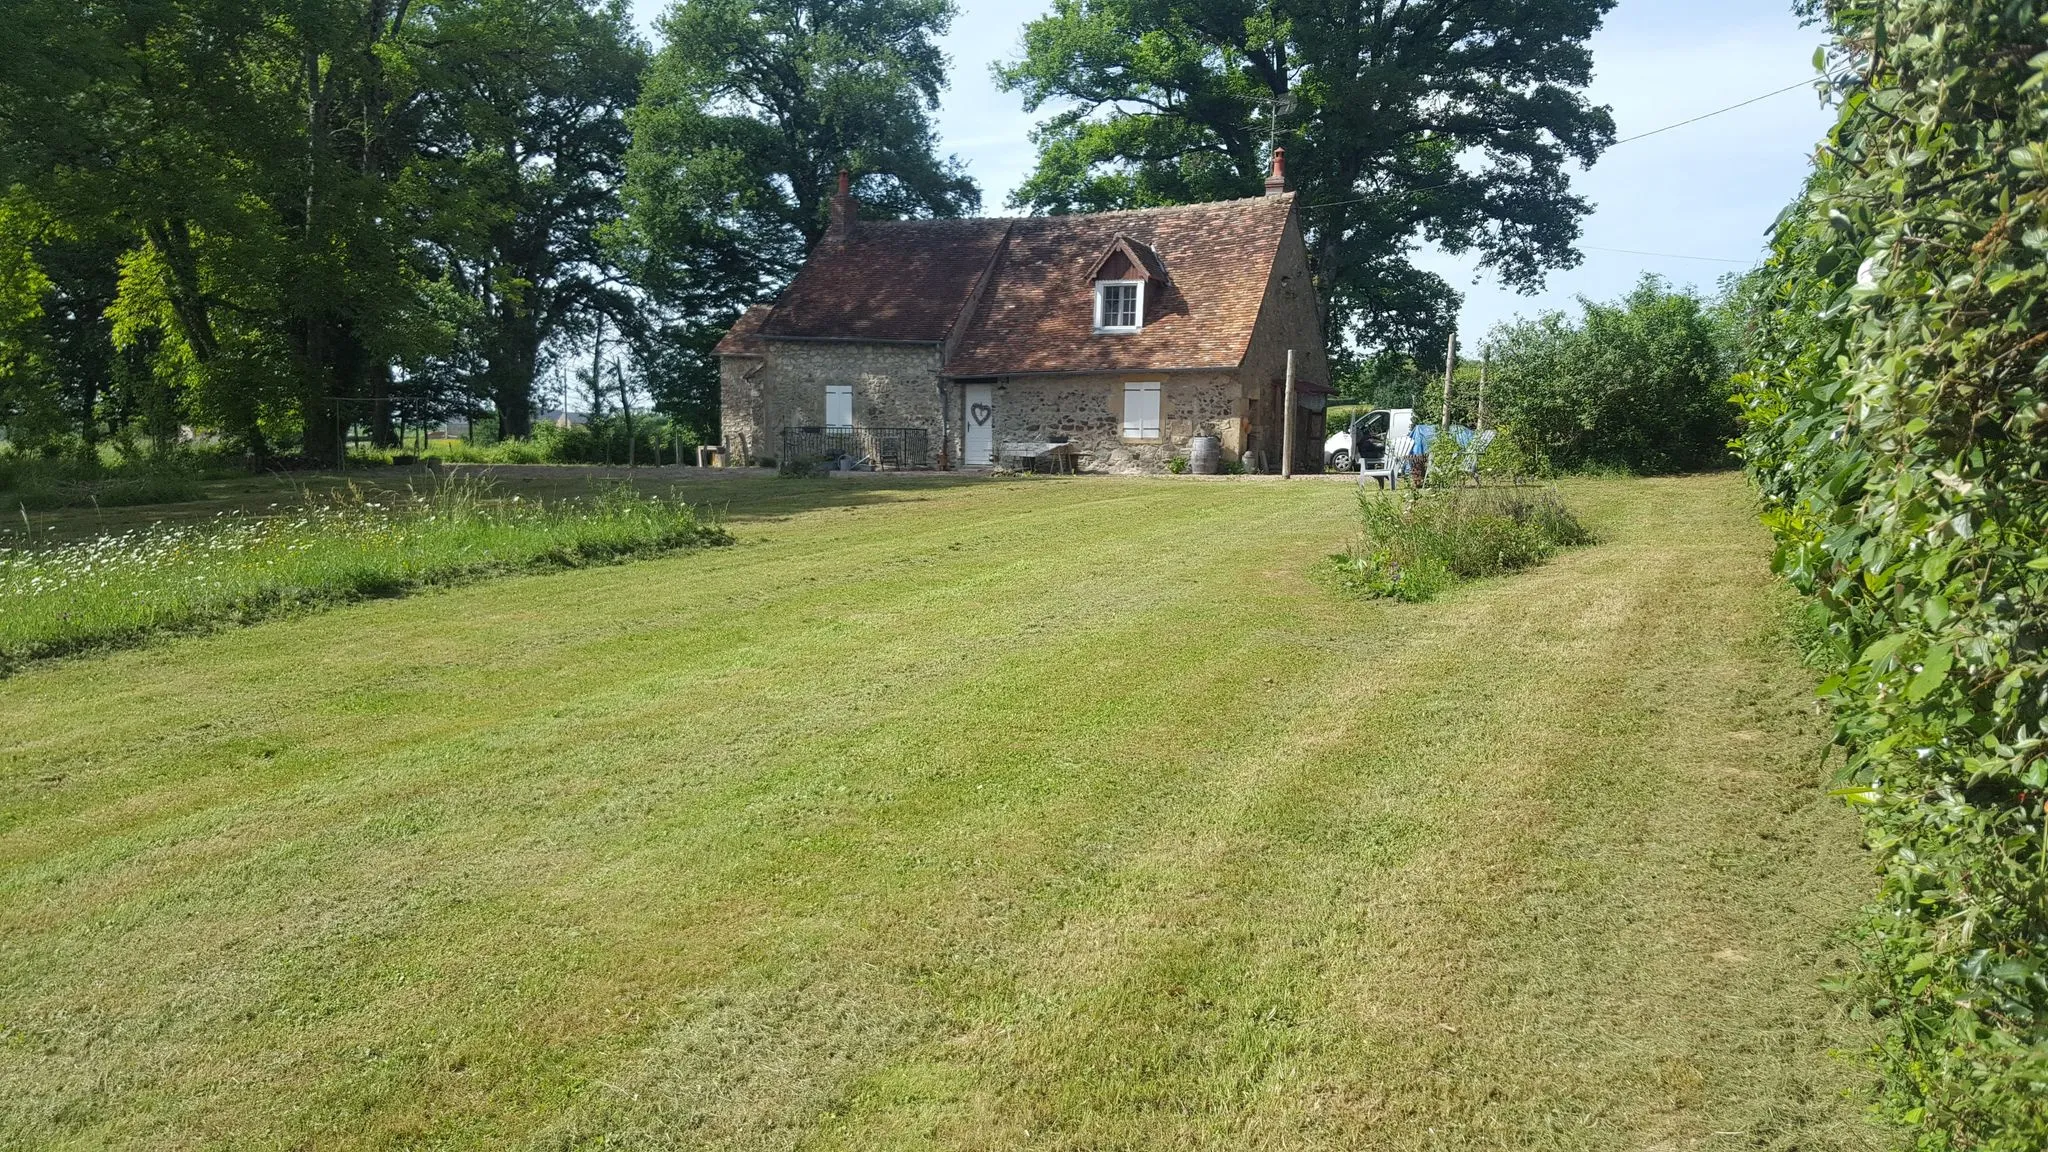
[715,155,1331,473]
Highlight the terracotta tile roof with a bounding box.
[756,218,1009,344]
[714,194,1299,376]
[712,303,774,356]
[946,195,1296,377]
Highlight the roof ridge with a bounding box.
[855,193,1293,230]
[1008,194,1293,225]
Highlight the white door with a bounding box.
[964,383,994,466]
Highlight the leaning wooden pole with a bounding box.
[1477,348,1489,432]
[1443,330,1457,426]
[1280,348,1297,480]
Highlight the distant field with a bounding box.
[0,472,1878,1149]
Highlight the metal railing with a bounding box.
[779,426,933,471]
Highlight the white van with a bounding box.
[1324,408,1415,472]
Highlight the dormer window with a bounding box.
[1087,234,1166,334]
[1096,280,1143,332]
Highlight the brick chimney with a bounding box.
[1264,147,1288,196]
[827,168,857,240]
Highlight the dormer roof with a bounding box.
[1086,234,1170,285]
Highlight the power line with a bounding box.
[1581,244,1752,265]
[1613,74,1837,145]
[1307,72,1842,212]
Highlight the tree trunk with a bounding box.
[616,363,635,467]
[590,317,607,462]
[490,330,541,439]
[368,362,398,448]
[297,318,367,466]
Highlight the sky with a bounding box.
[630,0,1834,345]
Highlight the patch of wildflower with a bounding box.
[0,481,725,670]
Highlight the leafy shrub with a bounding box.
[347,418,697,468]
[1326,485,1591,602]
[0,449,215,509]
[1481,276,1737,474]
[407,437,551,465]
[0,477,728,670]
[1167,457,1189,474]
[534,417,694,465]
[1735,4,2048,1146]
[1471,422,1550,481]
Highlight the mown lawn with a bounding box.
[0,473,1877,1150]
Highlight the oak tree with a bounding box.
[1000,0,1617,369]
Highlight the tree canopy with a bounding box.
[2,0,651,461]
[2,0,980,462]
[999,0,1617,371]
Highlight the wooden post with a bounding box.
[1477,348,1489,432]
[1280,349,1297,479]
[615,363,636,468]
[1443,330,1457,426]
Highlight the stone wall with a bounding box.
[1238,213,1331,473]
[720,341,946,466]
[991,372,1239,473]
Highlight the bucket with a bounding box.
[1188,435,1222,475]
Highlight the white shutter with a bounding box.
[1122,383,1161,439]
[825,384,853,431]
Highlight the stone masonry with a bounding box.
[991,373,1240,473]
[720,342,945,467]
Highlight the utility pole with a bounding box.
[615,362,636,468]
[1477,347,1489,432]
[1281,349,1297,480]
[1443,330,1457,426]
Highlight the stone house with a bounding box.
[714,153,1331,473]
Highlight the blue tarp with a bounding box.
[1409,423,1475,457]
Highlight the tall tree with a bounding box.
[5,0,293,454]
[6,0,637,459]
[274,0,459,464]
[10,0,451,461]
[623,0,981,438]
[999,0,1616,369]
[418,0,645,440]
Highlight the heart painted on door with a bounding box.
[970,403,992,426]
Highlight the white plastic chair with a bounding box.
[1359,429,1416,490]
[1458,429,1498,485]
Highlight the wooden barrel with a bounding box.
[1188,435,1222,475]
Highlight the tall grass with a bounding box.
[349,419,699,467]
[0,449,223,510]
[0,478,727,671]
[1327,484,1592,602]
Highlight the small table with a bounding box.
[998,441,1080,474]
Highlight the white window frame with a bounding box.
[1095,280,1144,333]
[824,383,853,432]
[1122,382,1162,441]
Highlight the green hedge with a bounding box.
[1736,3,2048,1145]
